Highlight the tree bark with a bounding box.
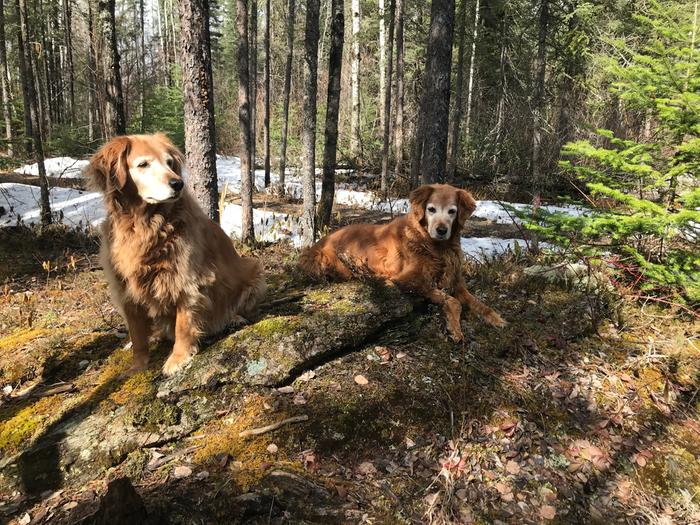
[0,0,13,155]
[393,0,404,176]
[318,0,344,230]
[237,0,255,242]
[417,0,455,183]
[97,0,126,136]
[350,0,360,157]
[62,0,75,126]
[379,0,395,196]
[446,0,474,180]
[378,0,385,132]
[263,0,271,186]
[18,0,51,226]
[249,0,258,174]
[139,0,146,132]
[178,0,220,222]
[530,0,549,196]
[463,0,479,141]
[16,0,31,153]
[277,0,295,196]
[87,0,98,142]
[300,0,320,247]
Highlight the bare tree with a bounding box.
[249,0,258,175]
[378,0,385,131]
[463,0,480,139]
[263,0,271,186]
[380,0,395,197]
[139,0,146,132]
[318,0,345,230]
[97,0,126,135]
[300,0,320,247]
[277,0,295,195]
[417,0,455,183]
[16,0,31,153]
[62,0,75,126]
[0,0,13,155]
[178,0,219,221]
[393,0,405,175]
[17,0,51,225]
[350,0,361,157]
[531,0,549,195]
[237,0,255,242]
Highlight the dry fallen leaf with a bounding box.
[425,492,440,506]
[18,513,31,525]
[267,443,279,454]
[540,505,556,520]
[293,393,307,405]
[173,465,192,479]
[354,375,369,385]
[396,352,407,359]
[277,386,295,394]
[357,461,378,476]
[635,455,647,467]
[505,460,521,475]
[299,371,316,382]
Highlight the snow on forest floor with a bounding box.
[1,155,585,258]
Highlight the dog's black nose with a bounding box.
[169,179,184,192]
[436,226,448,236]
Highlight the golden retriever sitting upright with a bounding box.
[300,184,506,342]
[89,133,265,375]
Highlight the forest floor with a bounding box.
[0,209,699,524]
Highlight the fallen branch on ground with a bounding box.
[239,415,309,438]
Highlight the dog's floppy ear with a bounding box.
[154,133,186,176]
[456,189,477,228]
[88,136,131,193]
[409,184,433,223]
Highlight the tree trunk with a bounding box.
[379,0,395,196]
[16,0,31,153]
[87,0,97,142]
[263,0,270,186]
[18,0,51,226]
[300,0,320,247]
[318,0,344,230]
[446,0,473,180]
[463,0,479,140]
[350,0,360,157]
[530,0,549,196]
[139,0,145,132]
[97,0,126,136]
[393,0,404,176]
[178,0,220,222]
[249,0,257,174]
[378,0,385,132]
[0,0,13,156]
[62,0,75,126]
[277,0,295,196]
[418,0,455,183]
[237,0,255,242]
[491,23,506,170]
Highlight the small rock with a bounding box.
[2,385,12,395]
[267,443,279,454]
[354,375,369,386]
[293,393,307,405]
[356,461,377,476]
[173,465,192,479]
[277,386,295,394]
[299,371,316,381]
[195,470,209,480]
[540,505,556,520]
[396,352,407,359]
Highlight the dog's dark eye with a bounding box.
[448,209,456,215]
[166,158,175,168]
[427,206,436,214]
[138,161,149,168]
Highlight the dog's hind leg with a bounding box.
[162,304,201,376]
[123,302,151,373]
[454,282,507,328]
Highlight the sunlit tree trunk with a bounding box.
[62,0,75,126]
[249,0,258,176]
[318,0,344,230]
[378,0,385,132]
[263,0,271,186]
[300,0,320,247]
[446,0,469,181]
[237,0,255,242]
[139,0,145,132]
[380,0,395,196]
[350,0,360,157]
[16,0,31,153]
[0,0,13,156]
[393,0,405,175]
[97,0,126,136]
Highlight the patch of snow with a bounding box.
[14,157,89,178]
[460,237,554,260]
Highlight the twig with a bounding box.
[238,415,309,438]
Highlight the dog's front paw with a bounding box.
[484,310,508,328]
[162,347,195,376]
[449,329,464,343]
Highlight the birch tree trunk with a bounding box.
[277,0,295,196]
[379,0,395,196]
[178,0,220,222]
[97,0,126,136]
[463,0,480,139]
[393,0,405,175]
[0,0,13,156]
[237,0,255,242]
[350,0,361,157]
[263,0,271,186]
[418,0,455,183]
[318,0,344,230]
[300,0,320,247]
[18,0,51,226]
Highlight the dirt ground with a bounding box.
[0,217,699,524]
